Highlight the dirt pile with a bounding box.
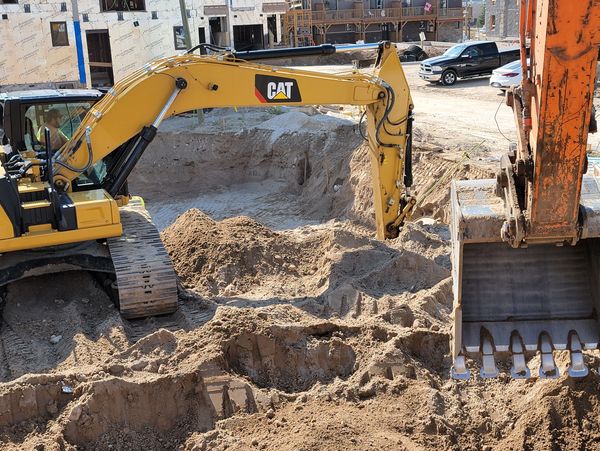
[161,209,330,297]
[162,209,449,303]
[3,213,600,450]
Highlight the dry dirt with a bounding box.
[2,67,600,450]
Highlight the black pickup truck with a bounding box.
[418,41,521,86]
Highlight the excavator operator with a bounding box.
[36,108,68,150]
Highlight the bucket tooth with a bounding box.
[539,333,560,379]
[480,335,499,379]
[510,333,531,379]
[451,355,470,380]
[567,332,589,378]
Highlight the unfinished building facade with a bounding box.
[0,0,286,90]
[484,0,519,38]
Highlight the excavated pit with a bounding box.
[224,327,357,393]
[130,110,493,234]
[4,108,598,450]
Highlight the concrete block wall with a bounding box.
[0,3,78,88]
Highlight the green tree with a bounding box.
[477,4,486,28]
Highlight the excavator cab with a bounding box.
[0,90,102,155]
[450,0,600,380]
[0,90,112,191]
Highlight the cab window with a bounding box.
[463,46,483,58]
[21,101,94,152]
[481,43,497,56]
[19,100,109,190]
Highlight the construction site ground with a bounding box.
[1,62,600,450]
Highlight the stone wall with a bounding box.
[436,21,461,42]
[485,0,518,38]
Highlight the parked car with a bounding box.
[489,59,527,91]
[419,41,522,86]
[401,44,429,62]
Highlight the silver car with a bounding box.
[489,59,524,91]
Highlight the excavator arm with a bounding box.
[50,41,413,241]
[451,0,600,380]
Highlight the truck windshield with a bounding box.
[443,44,467,58]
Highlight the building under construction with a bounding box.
[283,0,469,46]
[485,0,519,38]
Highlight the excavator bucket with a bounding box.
[449,0,600,379]
[450,175,600,380]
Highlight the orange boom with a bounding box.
[451,0,600,380]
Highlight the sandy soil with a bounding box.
[1,61,600,450]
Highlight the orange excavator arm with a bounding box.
[450,0,600,380]
[504,0,600,245]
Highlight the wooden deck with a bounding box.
[284,6,469,45]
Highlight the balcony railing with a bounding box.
[401,6,433,17]
[307,7,465,23]
[312,9,362,21]
[437,7,465,17]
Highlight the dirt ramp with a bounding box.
[411,151,495,222]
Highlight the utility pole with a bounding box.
[70,0,87,86]
[178,0,203,124]
[178,0,192,49]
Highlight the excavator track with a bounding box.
[107,199,178,319]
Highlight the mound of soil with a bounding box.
[3,213,600,451]
[161,209,330,297]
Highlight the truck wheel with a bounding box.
[442,70,457,86]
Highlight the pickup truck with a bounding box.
[418,41,522,86]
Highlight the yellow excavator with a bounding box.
[451,0,600,379]
[0,42,414,319]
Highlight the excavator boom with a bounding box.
[50,42,413,242]
[451,0,600,379]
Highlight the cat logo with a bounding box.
[255,74,302,103]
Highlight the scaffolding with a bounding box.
[283,3,315,46]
